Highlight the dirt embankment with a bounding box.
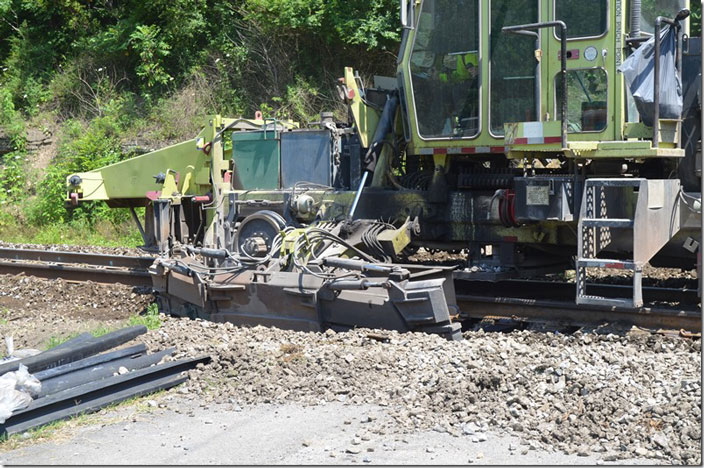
[0,274,154,349]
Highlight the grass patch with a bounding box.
[0,218,142,248]
[0,307,10,325]
[44,324,126,350]
[90,325,114,337]
[44,332,80,350]
[128,303,161,330]
[279,343,304,362]
[0,418,70,448]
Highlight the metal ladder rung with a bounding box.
[576,259,637,269]
[576,295,641,308]
[581,218,634,228]
[584,178,643,187]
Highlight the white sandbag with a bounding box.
[0,364,41,423]
[0,388,32,424]
[14,364,42,398]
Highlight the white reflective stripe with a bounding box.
[447,147,462,154]
[418,148,435,155]
[474,147,491,153]
[526,137,545,144]
[522,122,544,138]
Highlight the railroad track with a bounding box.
[0,247,699,334]
[455,278,701,334]
[0,247,154,287]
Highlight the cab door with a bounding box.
[543,0,616,141]
[488,0,540,137]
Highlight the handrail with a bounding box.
[503,21,567,149]
[653,9,690,148]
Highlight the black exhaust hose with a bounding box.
[630,0,641,39]
[0,325,148,376]
[363,91,399,174]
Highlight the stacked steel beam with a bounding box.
[0,325,209,436]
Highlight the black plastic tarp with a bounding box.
[619,24,683,127]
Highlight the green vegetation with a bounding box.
[128,303,162,330]
[0,0,400,244]
[0,389,166,448]
[0,417,69,446]
[44,333,76,350]
[44,304,160,350]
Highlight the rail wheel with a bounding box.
[233,210,287,258]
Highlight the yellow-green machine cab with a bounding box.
[395,0,689,160]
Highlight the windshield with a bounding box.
[409,0,480,139]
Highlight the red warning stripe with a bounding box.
[512,136,562,145]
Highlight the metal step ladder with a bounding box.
[576,178,681,308]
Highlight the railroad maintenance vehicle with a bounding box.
[66,0,702,339]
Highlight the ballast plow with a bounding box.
[150,218,462,339]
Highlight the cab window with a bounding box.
[555,0,608,39]
[409,0,480,139]
[489,0,539,135]
[638,0,688,34]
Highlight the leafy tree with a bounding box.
[130,25,172,90]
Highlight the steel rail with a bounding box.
[0,247,154,286]
[0,259,152,286]
[456,294,700,333]
[0,247,698,332]
[0,356,209,436]
[455,278,699,305]
[0,247,154,269]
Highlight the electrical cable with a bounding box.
[679,188,702,213]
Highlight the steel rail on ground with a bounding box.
[0,247,154,286]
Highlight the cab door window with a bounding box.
[489,0,539,135]
[556,69,608,132]
[409,0,480,139]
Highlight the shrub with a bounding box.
[0,152,27,203]
[29,117,127,225]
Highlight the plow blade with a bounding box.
[151,261,462,340]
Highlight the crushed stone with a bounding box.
[139,317,701,465]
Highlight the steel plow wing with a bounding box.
[149,256,462,340]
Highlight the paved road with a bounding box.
[1,397,658,465]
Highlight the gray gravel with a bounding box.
[137,317,701,465]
